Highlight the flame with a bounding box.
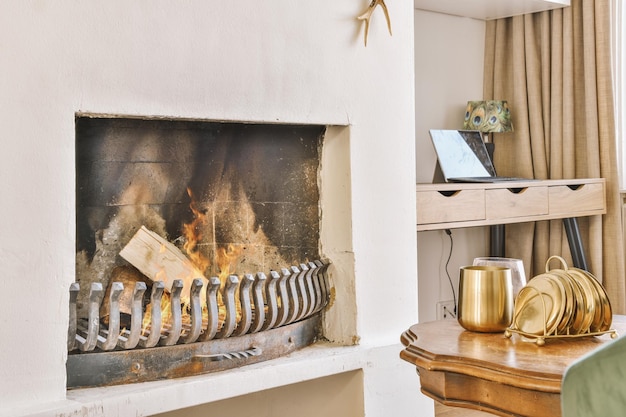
[141,309,151,336]
[138,192,248,338]
[216,244,243,283]
[140,294,173,337]
[182,187,210,274]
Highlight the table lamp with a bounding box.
[463,100,514,258]
[463,100,513,161]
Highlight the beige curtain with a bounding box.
[483,0,626,313]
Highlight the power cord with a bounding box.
[444,229,457,318]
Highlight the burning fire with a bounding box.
[138,190,245,337]
[216,244,243,284]
[181,187,211,274]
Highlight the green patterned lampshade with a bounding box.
[463,100,514,133]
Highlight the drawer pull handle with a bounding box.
[506,187,528,194]
[438,190,461,197]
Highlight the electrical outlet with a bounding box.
[436,300,456,320]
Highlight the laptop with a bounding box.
[429,129,531,183]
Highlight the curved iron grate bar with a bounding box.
[68,259,331,353]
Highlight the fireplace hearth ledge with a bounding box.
[8,343,397,417]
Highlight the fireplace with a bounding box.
[1,3,422,417]
[68,116,331,387]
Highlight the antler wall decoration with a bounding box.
[357,0,392,46]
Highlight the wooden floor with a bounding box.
[435,402,494,416]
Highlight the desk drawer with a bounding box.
[417,189,485,224]
[549,183,606,214]
[486,186,549,220]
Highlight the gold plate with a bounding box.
[564,271,589,334]
[566,268,601,333]
[565,269,596,333]
[544,256,595,335]
[571,267,613,332]
[549,270,577,334]
[515,274,565,336]
[513,287,551,335]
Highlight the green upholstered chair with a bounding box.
[561,335,626,416]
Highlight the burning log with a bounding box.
[119,225,209,303]
[100,266,151,326]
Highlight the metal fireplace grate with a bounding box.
[66,260,330,388]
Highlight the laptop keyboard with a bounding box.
[448,176,535,183]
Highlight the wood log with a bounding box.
[100,266,151,325]
[119,226,209,303]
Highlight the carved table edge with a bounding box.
[399,329,562,393]
[422,387,529,417]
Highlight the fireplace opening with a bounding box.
[68,115,330,388]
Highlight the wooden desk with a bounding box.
[400,316,626,417]
[416,178,606,268]
[416,178,605,231]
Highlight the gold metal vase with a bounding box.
[458,266,514,332]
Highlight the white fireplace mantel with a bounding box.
[8,344,408,417]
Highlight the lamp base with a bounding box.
[485,141,495,163]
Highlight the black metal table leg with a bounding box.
[490,218,587,270]
[490,219,588,270]
[490,225,505,257]
[563,217,588,271]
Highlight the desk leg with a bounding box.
[490,225,505,257]
[491,220,588,270]
[563,218,589,271]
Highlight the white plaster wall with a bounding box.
[0,1,422,416]
[413,10,489,322]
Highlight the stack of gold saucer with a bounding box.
[505,256,615,345]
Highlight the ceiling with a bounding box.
[413,0,570,20]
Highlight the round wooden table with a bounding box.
[400,316,625,417]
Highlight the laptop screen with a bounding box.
[429,130,496,181]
